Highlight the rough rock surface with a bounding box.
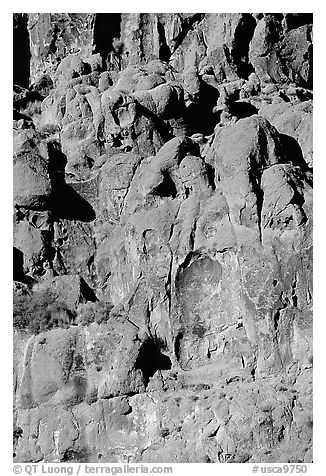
[13,13,313,463]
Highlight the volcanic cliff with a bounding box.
[13,13,313,463]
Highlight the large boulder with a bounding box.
[13,152,51,210]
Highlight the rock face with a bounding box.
[13,13,313,463]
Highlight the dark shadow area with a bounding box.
[13,247,24,281]
[93,13,122,59]
[31,74,54,97]
[279,133,310,172]
[174,332,183,362]
[13,91,45,111]
[284,13,313,31]
[152,170,177,198]
[13,14,30,88]
[48,141,68,182]
[13,425,23,459]
[47,142,96,222]
[135,338,172,387]
[157,21,171,62]
[170,13,204,52]
[13,247,33,284]
[61,448,90,463]
[230,101,258,119]
[80,277,98,302]
[306,42,313,91]
[185,81,220,135]
[51,184,96,222]
[205,162,216,190]
[13,109,34,125]
[136,103,175,143]
[232,14,256,79]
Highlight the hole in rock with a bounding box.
[152,170,177,198]
[135,338,172,387]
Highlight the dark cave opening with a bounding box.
[135,338,172,387]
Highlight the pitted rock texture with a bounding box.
[13,13,312,463]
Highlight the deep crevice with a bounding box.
[157,20,171,62]
[273,309,281,330]
[231,14,257,79]
[205,162,216,190]
[174,332,183,362]
[248,167,264,243]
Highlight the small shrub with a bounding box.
[77,301,113,326]
[13,290,74,334]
